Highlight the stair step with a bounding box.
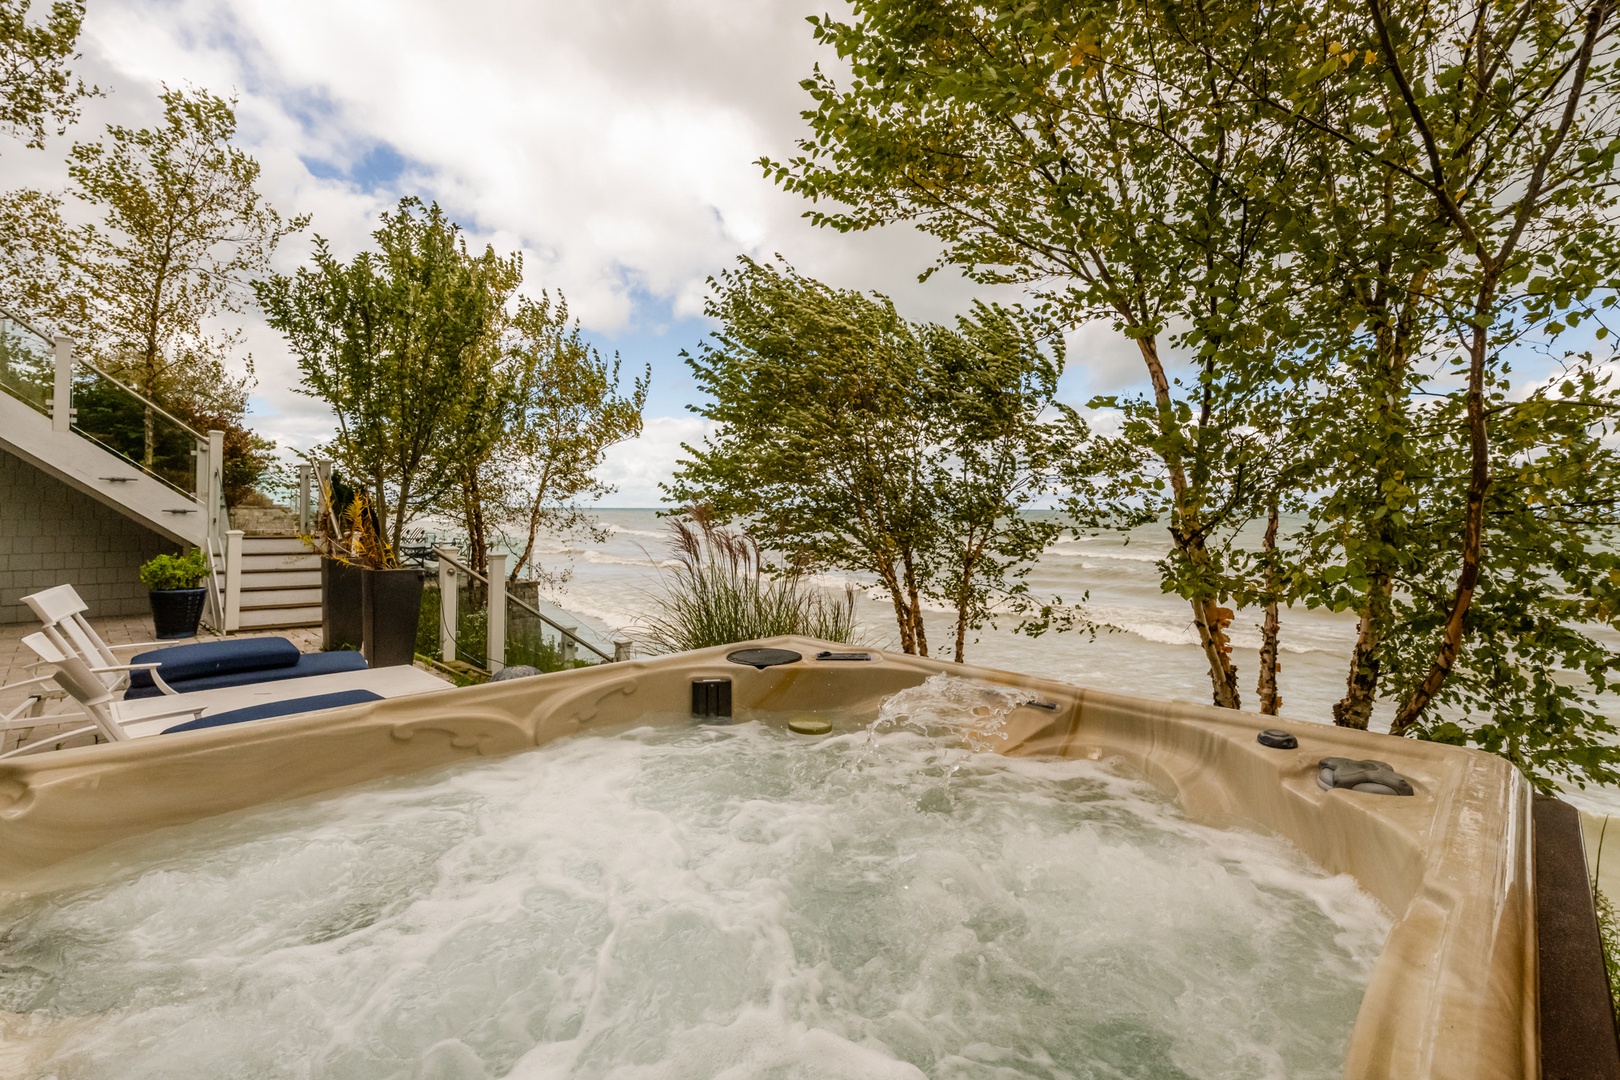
[241,536,313,556]
[242,552,320,572]
[240,569,320,589]
[239,607,321,629]
[240,587,322,608]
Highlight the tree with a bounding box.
[3,85,304,471]
[0,0,93,151]
[766,0,1316,705]
[488,294,647,584]
[1192,0,1620,785]
[436,293,648,581]
[669,258,1075,661]
[257,198,522,560]
[770,0,1620,792]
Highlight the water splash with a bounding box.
[866,673,1036,752]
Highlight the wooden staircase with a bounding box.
[238,536,321,628]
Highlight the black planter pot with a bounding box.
[322,559,365,652]
[149,587,206,639]
[361,567,425,668]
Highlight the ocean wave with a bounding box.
[605,524,668,541]
[1073,550,1164,565]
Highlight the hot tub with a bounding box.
[0,638,1535,1078]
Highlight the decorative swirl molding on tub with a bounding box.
[542,677,640,736]
[388,711,532,755]
[0,777,31,818]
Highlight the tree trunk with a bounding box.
[953,565,972,664]
[1390,305,1492,735]
[1132,333,1242,709]
[1334,574,1392,729]
[142,403,156,472]
[1257,500,1282,716]
[877,563,917,654]
[464,475,488,578]
[902,547,928,657]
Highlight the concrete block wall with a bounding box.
[0,448,177,624]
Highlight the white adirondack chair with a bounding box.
[22,584,186,696]
[0,632,208,757]
[9,633,452,757]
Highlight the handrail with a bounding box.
[0,307,204,443]
[0,306,47,340]
[74,356,206,445]
[433,548,613,661]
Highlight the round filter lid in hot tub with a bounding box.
[726,648,803,669]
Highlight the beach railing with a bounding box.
[427,547,623,675]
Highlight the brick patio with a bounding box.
[0,616,323,753]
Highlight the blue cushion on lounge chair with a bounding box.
[162,689,383,734]
[128,637,301,691]
[124,650,369,700]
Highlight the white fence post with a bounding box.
[486,552,506,672]
[436,546,458,663]
[206,430,225,545]
[613,638,633,663]
[560,626,578,666]
[51,335,72,433]
[194,438,209,502]
[224,528,244,633]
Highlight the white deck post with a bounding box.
[194,438,209,502]
[224,529,244,633]
[298,463,313,534]
[206,430,225,545]
[436,546,458,663]
[613,638,633,663]
[486,552,506,672]
[51,335,73,433]
[560,626,578,666]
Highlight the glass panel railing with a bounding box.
[0,313,53,415]
[506,587,602,671]
[69,363,202,496]
[417,556,614,680]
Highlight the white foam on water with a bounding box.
[0,705,1391,1079]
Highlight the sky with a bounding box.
[0,0,1143,505]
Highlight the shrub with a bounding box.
[138,549,209,591]
[638,512,860,653]
[1597,888,1620,1026]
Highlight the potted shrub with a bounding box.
[323,490,422,668]
[314,470,365,652]
[138,549,210,639]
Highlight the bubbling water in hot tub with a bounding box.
[0,678,1389,1079]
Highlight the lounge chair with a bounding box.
[5,631,449,758]
[21,585,369,699]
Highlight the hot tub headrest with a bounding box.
[1318,757,1415,796]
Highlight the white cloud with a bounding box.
[597,414,716,507]
[1,0,1113,502]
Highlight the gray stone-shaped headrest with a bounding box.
[1318,757,1415,796]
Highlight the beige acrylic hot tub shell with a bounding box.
[0,637,1536,1079]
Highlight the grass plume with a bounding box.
[638,510,859,653]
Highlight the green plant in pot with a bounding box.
[139,549,210,639]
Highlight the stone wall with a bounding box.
[228,505,298,536]
[0,448,177,624]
